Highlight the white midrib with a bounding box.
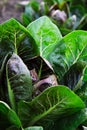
[28,98,66,126]
[73,43,87,64]
[40,33,42,57]
[14,32,18,54]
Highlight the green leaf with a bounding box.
[0,101,21,129]
[29,0,40,11]
[23,5,39,25]
[22,0,40,26]
[0,18,37,69]
[77,14,87,30]
[27,16,62,57]
[70,5,86,29]
[75,66,87,106]
[18,36,39,63]
[60,61,87,90]
[44,0,71,6]
[24,126,43,130]
[0,53,11,100]
[51,108,87,130]
[47,30,87,81]
[6,53,32,109]
[18,86,85,128]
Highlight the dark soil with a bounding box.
[0,0,28,24]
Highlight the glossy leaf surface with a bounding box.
[0,18,37,69]
[6,53,32,109]
[75,66,87,106]
[0,101,21,129]
[60,61,86,90]
[47,30,87,80]
[18,86,85,128]
[51,109,87,130]
[27,16,62,56]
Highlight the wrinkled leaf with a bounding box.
[6,53,32,109]
[18,86,85,128]
[60,61,86,90]
[50,108,87,130]
[18,36,38,63]
[75,66,87,106]
[47,30,87,81]
[27,16,62,56]
[0,101,21,129]
[0,18,37,69]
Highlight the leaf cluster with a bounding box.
[0,16,87,130]
[21,0,87,35]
